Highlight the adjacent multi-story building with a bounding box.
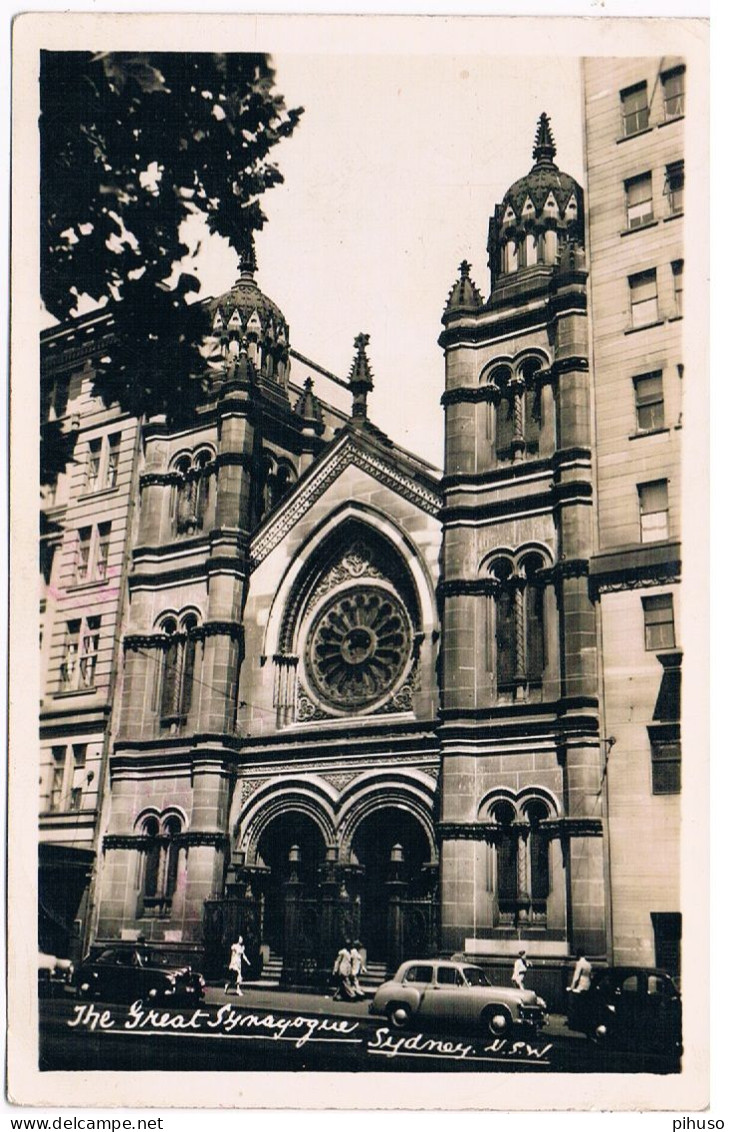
[40,310,138,961]
[38,76,687,1005]
[584,57,684,977]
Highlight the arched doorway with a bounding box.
[256,812,326,955]
[349,806,437,963]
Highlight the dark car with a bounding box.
[75,945,205,1006]
[370,959,548,1037]
[38,952,75,998]
[568,966,681,1057]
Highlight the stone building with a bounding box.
[39,99,685,1003]
[583,58,684,977]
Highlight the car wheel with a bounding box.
[485,1006,512,1037]
[387,1003,412,1030]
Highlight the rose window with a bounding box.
[306,586,412,710]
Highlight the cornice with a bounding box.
[437,816,602,841]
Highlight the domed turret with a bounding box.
[206,233,291,387]
[487,114,584,286]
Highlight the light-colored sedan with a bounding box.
[370,959,548,1037]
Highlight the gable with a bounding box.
[250,432,441,568]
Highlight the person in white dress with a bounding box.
[225,935,250,996]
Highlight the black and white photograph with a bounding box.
[8,9,709,1114]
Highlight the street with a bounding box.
[39,985,681,1075]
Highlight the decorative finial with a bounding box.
[348,332,374,420]
[459,260,471,279]
[236,230,258,283]
[443,261,483,319]
[532,113,557,167]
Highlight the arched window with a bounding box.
[489,552,548,693]
[262,454,296,517]
[172,450,214,536]
[158,614,198,725]
[489,368,514,461]
[489,795,552,928]
[138,812,184,915]
[490,360,545,463]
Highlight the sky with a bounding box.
[180,53,585,467]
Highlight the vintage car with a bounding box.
[568,966,682,1056]
[369,958,548,1036]
[38,952,75,997]
[75,945,206,1006]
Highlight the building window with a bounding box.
[634,372,665,431]
[139,813,182,915]
[650,736,681,794]
[629,269,659,328]
[662,66,685,120]
[46,743,89,812]
[86,439,102,493]
[84,433,122,494]
[620,81,649,136]
[665,161,684,216]
[262,453,297,517]
[74,524,112,584]
[158,614,198,724]
[490,553,547,691]
[42,376,70,423]
[489,360,545,463]
[172,450,214,536]
[642,594,676,651]
[60,616,101,691]
[672,260,683,317]
[49,747,66,812]
[491,797,551,927]
[625,172,654,228]
[638,480,669,542]
[75,528,92,585]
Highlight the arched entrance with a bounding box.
[349,806,438,964]
[256,812,326,955]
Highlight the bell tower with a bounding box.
[437,116,605,985]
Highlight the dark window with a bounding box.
[495,588,517,688]
[525,566,546,683]
[524,383,542,455]
[49,747,65,812]
[672,260,683,317]
[86,439,102,493]
[625,172,654,228]
[634,372,665,431]
[75,528,92,585]
[621,82,649,136]
[665,161,684,216]
[159,616,198,723]
[662,66,685,119]
[96,523,111,581]
[651,737,681,794]
[526,801,550,902]
[404,965,433,984]
[495,390,514,459]
[642,594,676,650]
[437,966,461,985]
[106,434,121,489]
[651,912,681,980]
[639,480,669,542]
[629,269,658,328]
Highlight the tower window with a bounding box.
[172,450,214,537]
[629,269,659,328]
[642,594,676,651]
[620,81,649,136]
[662,66,685,119]
[638,480,669,542]
[158,614,198,724]
[634,372,665,431]
[138,813,183,916]
[625,172,654,228]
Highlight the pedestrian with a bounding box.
[332,940,356,1001]
[566,949,592,1029]
[511,949,530,990]
[225,935,250,996]
[349,941,367,1000]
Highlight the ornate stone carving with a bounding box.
[250,436,441,566]
[305,586,411,711]
[304,539,384,620]
[321,771,360,792]
[240,779,258,804]
[295,683,330,723]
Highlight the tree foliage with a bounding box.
[41,51,302,422]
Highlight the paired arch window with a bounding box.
[488,552,547,690]
[262,452,296,518]
[500,230,558,274]
[487,359,544,463]
[171,449,214,536]
[489,796,552,927]
[156,613,199,724]
[137,813,183,915]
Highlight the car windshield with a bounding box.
[462,967,490,987]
